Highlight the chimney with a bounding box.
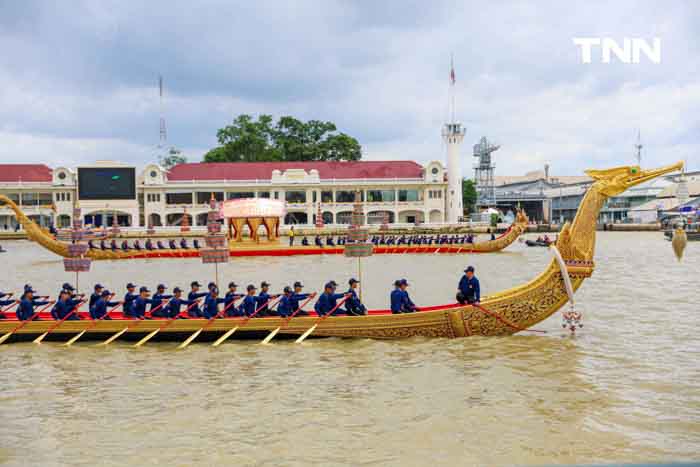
[544,164,550,182]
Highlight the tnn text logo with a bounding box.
[573,38,661,64]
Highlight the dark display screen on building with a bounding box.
[78,167,136,200]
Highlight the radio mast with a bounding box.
[158,75,167,149]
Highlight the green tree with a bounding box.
[203,114,362,162]
[462,178,477,214]
[159,147,187,169]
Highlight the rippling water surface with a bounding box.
[0,232,698,466]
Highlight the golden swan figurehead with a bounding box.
[585,161,684,198]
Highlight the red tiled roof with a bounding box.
[167,161,424,181]
[0,164,52,182]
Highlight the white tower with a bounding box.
[443,122,466,223]
[442,56,466,224]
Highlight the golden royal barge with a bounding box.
[0,162,682,344]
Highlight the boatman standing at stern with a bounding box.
[457,266,480,305]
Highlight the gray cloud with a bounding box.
[0,0,698,175]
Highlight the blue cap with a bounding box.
[324,282,335,289]
[126,282,136,289]
[228,282,237,288]
[139,286,150,293]
[465,266,475,273]
[173,287,182,294]
[157,284,167,290]
[293,281,304,288]
[94,283,103,290]
[101,290,111,297]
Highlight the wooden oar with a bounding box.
[133,299,202,347]
[295,295,350,344]
[210,296,281,347]
[96,299,170,346]
[260,294,316,344]
[177,296,244,349]
[0,301,55,345]
[34,300,85,344]
[63,297,121,346]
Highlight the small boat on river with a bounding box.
[0,162,683,343]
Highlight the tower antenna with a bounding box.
[634,129,642,166]
[158,75,167,149]
[449,54,456,123]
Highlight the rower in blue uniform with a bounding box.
[89,283,104,309]
[89,290,120,320]
[193,239,201,249]
[180,238,188,249]
[145,239,154,250]
[457,266,480,305]
[0,292,14,319]
[345,278,366,316]
[128,286,154,319]
[314,236,323,248]
[301,236,309,246]
[17,287,49,321]
[289,281,313,316]
[123,283,138,316]
[169,239,178,249]
[224,282,243,316]
[164,287,194,318]
[277,287,295,318]
[202,287,226,319]
[238,284,259,317]
[121,240,130,251]
[391,279,417,314]
[133,240,142,250]
[150,284,173,317]
[256,281,277,317]
[314,282,348,316]
[52,289,82,320]
[326,236,335,246]
[187,281,208,318]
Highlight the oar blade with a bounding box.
[98,327,128,346]
[177,328,203,349]
[295,324,317,344]
[63,330,86,346]
[260,327,280,345]
[211,327,238,347]
[33,332,49,344]
[133,329,159,347]
[0,332,13,345]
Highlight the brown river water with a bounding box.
[0,232,698,466]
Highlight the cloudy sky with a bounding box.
[0,0,697,176]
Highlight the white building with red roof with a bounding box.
[0,159,449,230]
